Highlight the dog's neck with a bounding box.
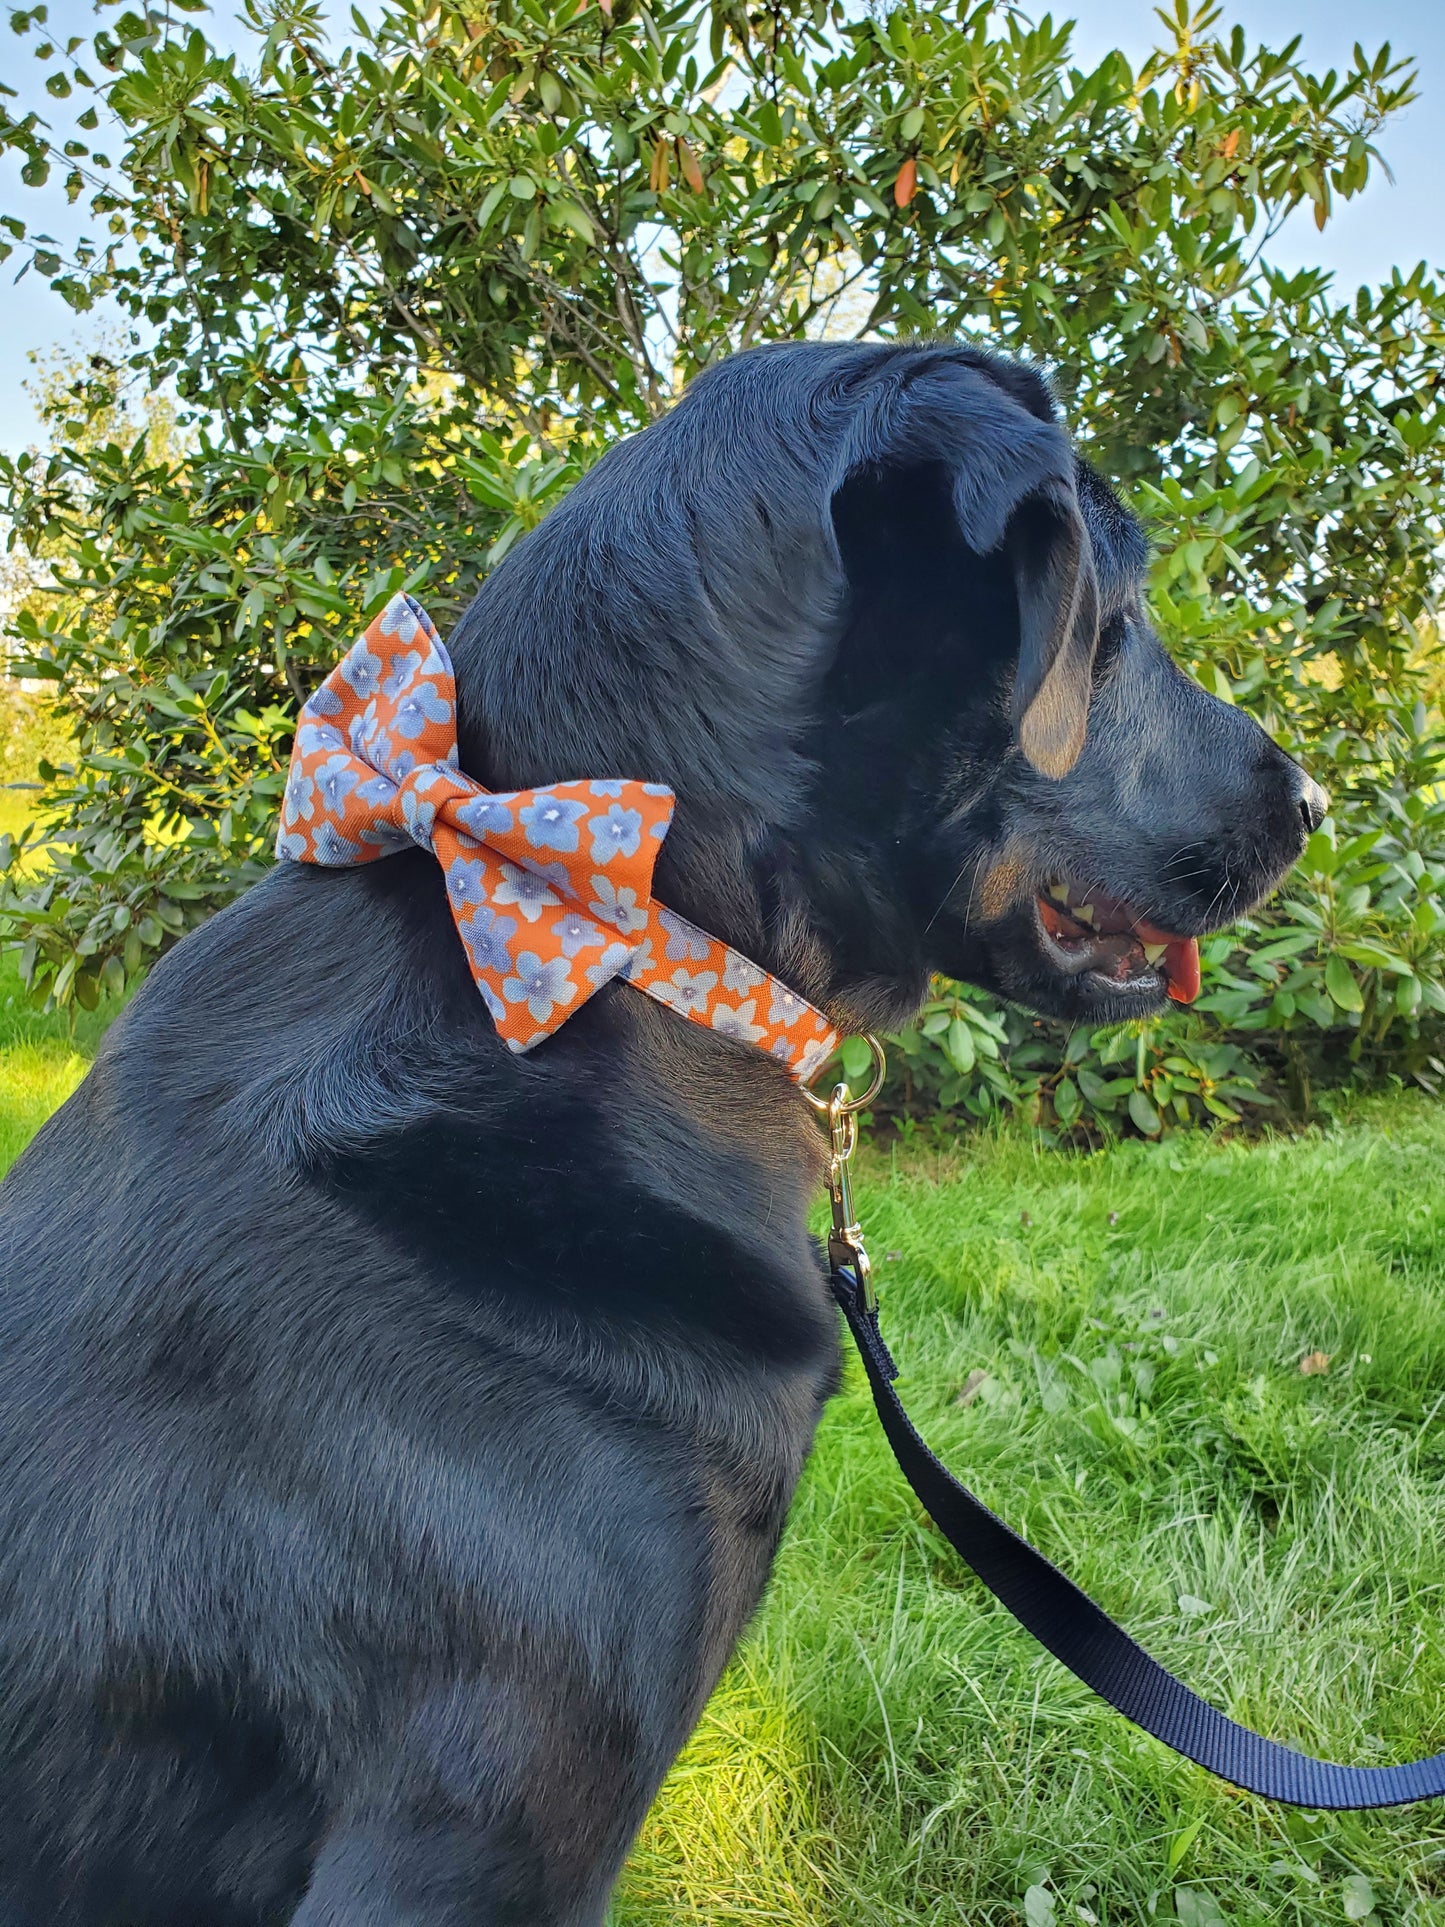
[652,808,933,1039]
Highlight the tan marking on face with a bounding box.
[977,843,1037,923]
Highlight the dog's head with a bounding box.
[452,341,1323,1036]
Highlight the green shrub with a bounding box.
[2,0,1442,1113]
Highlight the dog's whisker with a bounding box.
[924,852,982,934]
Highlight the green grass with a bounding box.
[1,978,1443,1923]
[0,951,111,1174]
[0,786,39,845]
[617,1108,1445,1925]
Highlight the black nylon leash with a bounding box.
[829,1261,1445,1809]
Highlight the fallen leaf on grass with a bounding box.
[1299,1350,1330,1376]
[1173,1888,1227,1927]
[1024,1886,1055,1927]
[956,1368,990,1406]
[1341,1873,1375,1920]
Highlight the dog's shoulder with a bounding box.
[0,849,835,1398]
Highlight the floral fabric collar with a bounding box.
[276,592,840,1081]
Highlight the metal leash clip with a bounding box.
[804,1034,886,1313]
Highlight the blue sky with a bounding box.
[2,0,1441,452]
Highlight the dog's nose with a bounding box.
[1292,768,1329,835]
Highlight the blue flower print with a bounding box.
[315,753,360,816]
[589,876,648,935]
[401,788,436,848]
[503,952,577,1025]
[338,641,383,700]
[642,783,672,797]
[519,793,588,854]
[284,767,316,823]
[355,773,398,806]
[392,681,452,741]
[460,905,518,976]
[380,649,423,700]
[585,940,636,990]
[491,860,561,923]
[588,779,626,798]
[712,1000,766,1045]
[296,720,345,755]
[556,912,605,958]
[377,595,420,645]
[658,907,711,963]
[455,795,515,840]
[406,763,449,795]
[794,1036,835,1082]
[308,685,343,719]
[275,829,308,861]
[350,713,398,775]
[721,950,765,995]
[767,983,810,1029]
[313,821,363,864]
[359,823,411,854]
[590,802,642,866]
[447,857,489,913]
[654,967,718,1016]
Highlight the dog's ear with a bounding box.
[834,352,1101,779]
[1005,483,1100,779]
[456,342,1107,813]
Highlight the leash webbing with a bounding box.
[830,1263,1445,1810]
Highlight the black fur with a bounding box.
[0,341,1320,1923]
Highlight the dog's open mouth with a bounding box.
[1035,882,1201,1005]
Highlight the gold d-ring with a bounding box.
[803,1033,887,1117]
[804,1034,886,1313]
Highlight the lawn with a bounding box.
[2,972,1443,1924]
[618,1108,1445,1925]
[0,953,111,1174]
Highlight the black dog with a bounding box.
[0,341,1323,1923]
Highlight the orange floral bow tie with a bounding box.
[277,592,841,1079]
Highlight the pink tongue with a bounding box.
[1164,938,1200,1004]
[1134,917,1200,1004]
[1140,917,1202,1009]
